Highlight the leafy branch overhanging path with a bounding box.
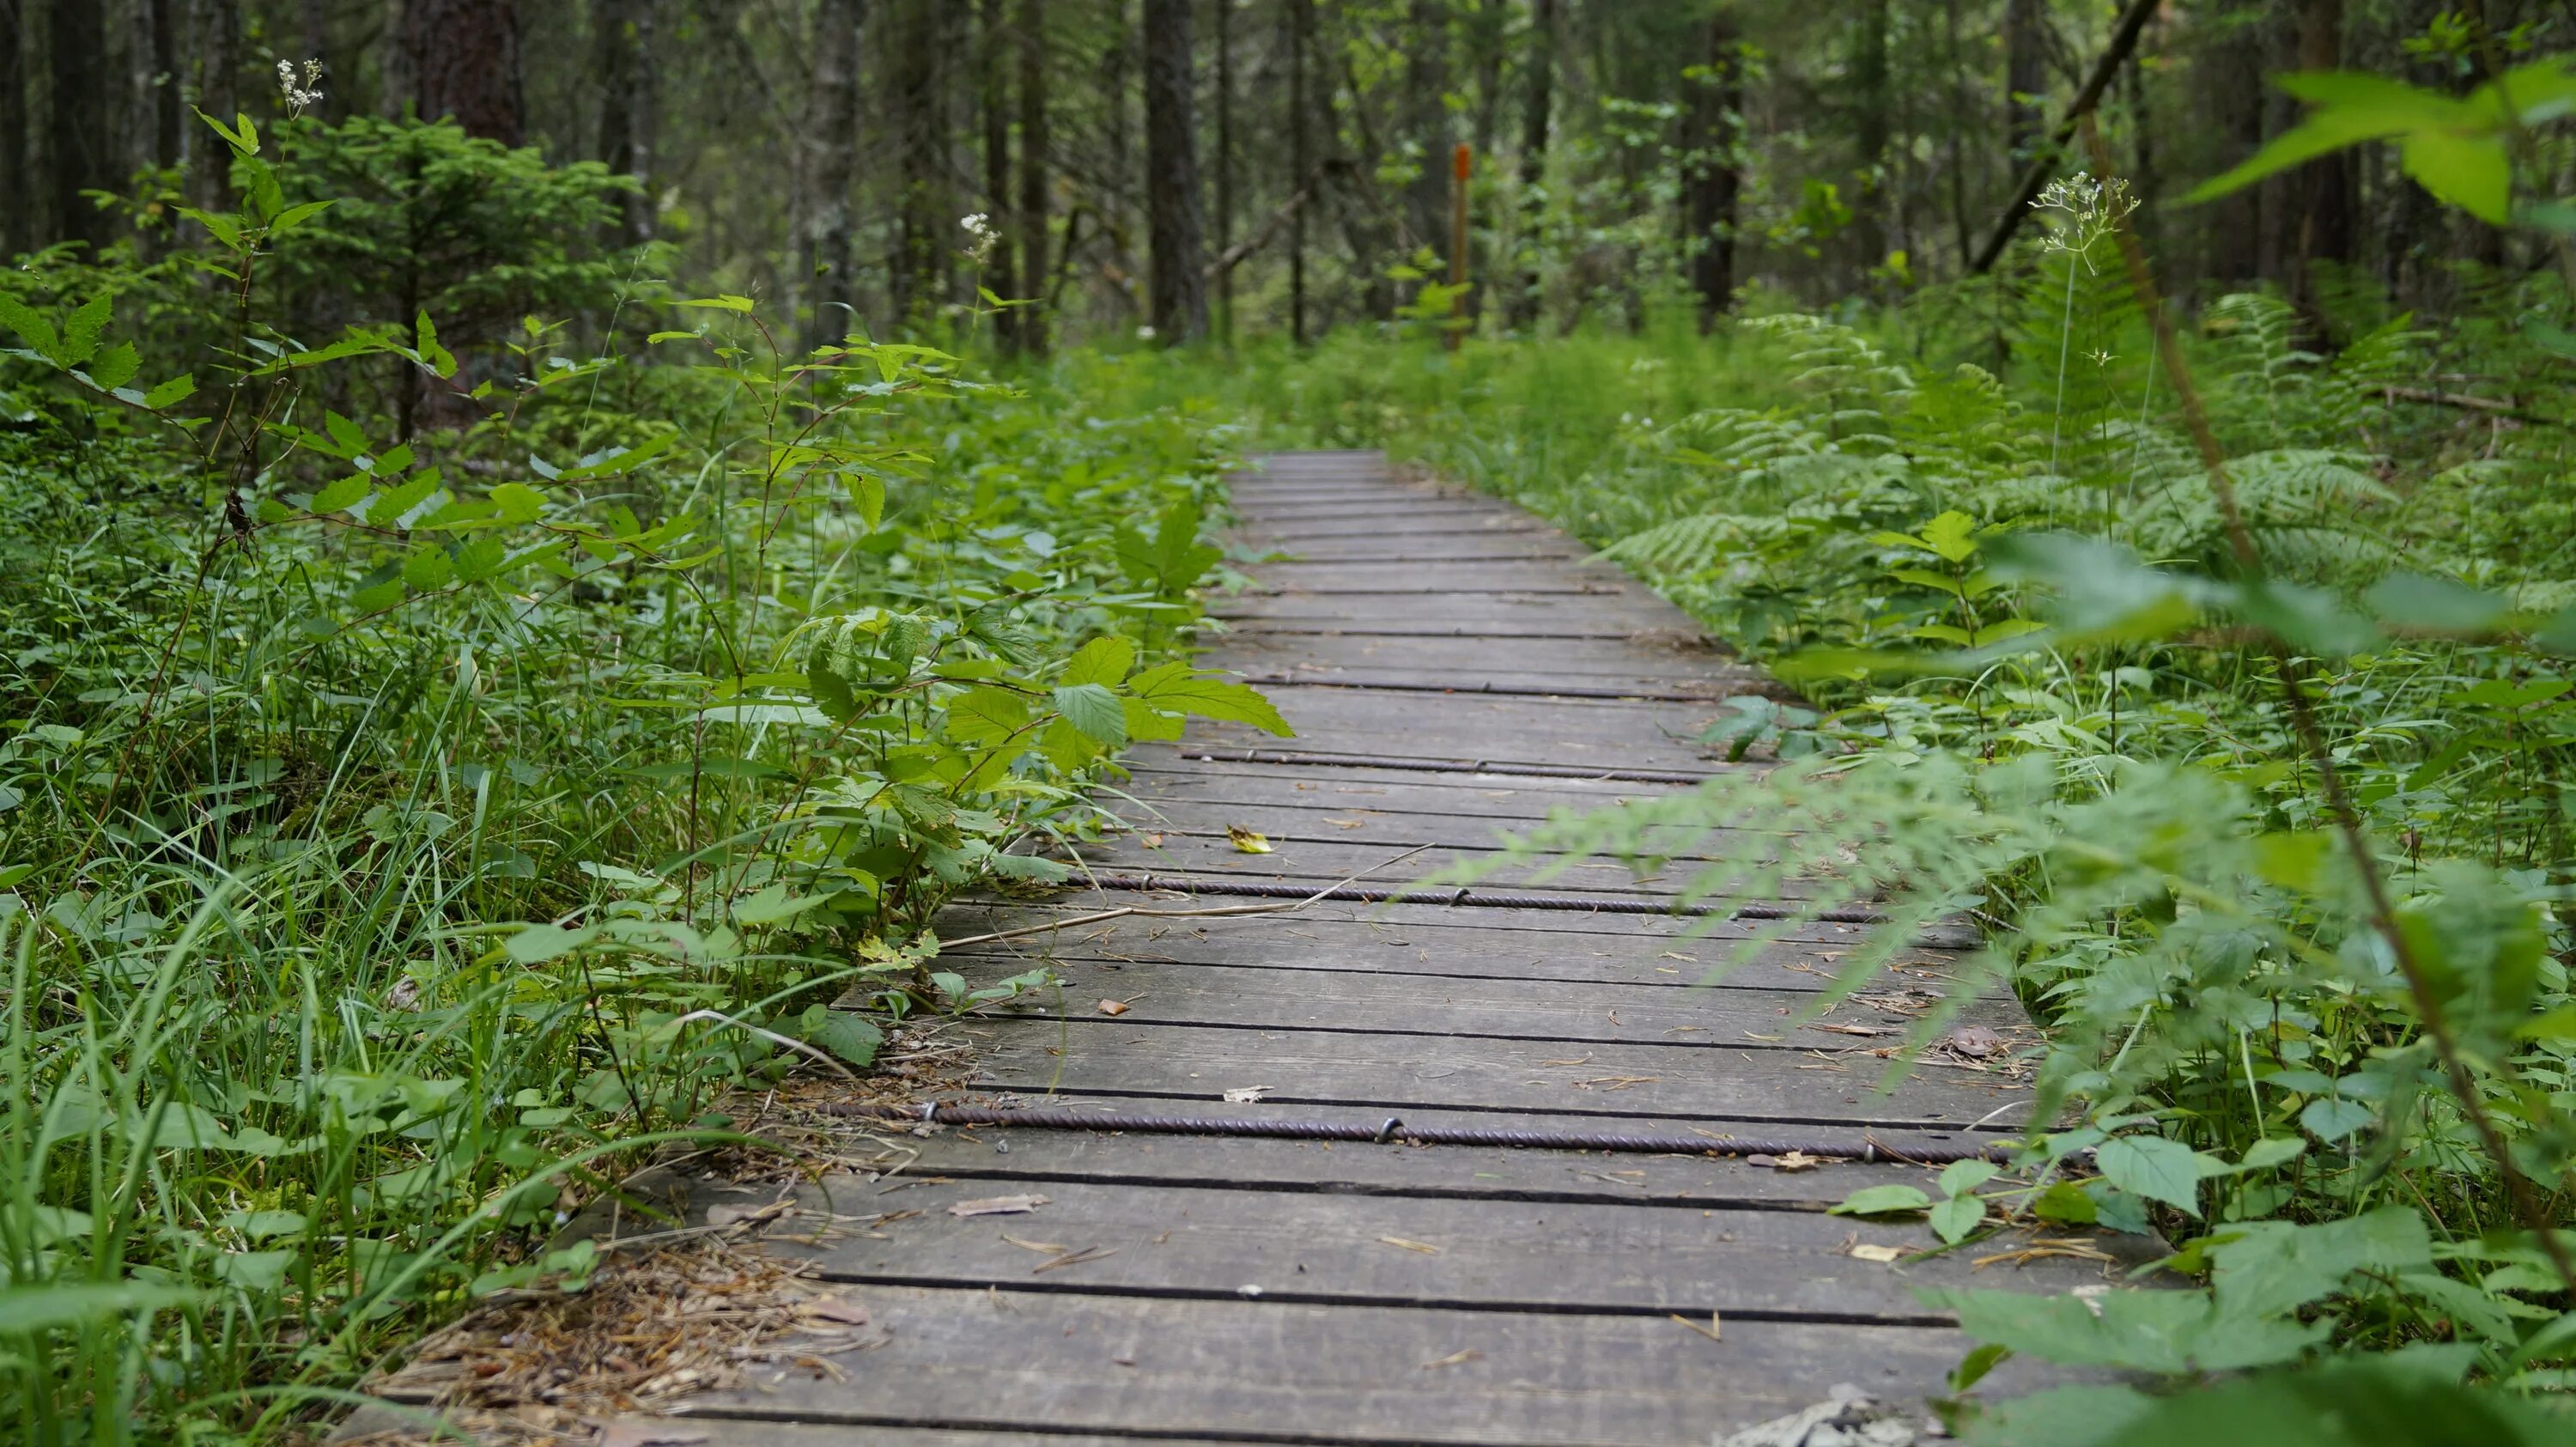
[370,452,2138,1445]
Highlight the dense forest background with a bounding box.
[5,0,2546,351]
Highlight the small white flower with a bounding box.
[1134,325,1157,341]
[958,211,1002,264]
[276,58,325,117]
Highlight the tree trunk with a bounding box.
[889,0,951,325]
[593,0,659,242]
[1683,4,1742,331]
[1287,0,1309,344]
[183,0,239,215]
[2196,1,2264,289]
[404,0,525,144]
[2290,0,2354,330]
[978,0,1018,346]
[1,1,25,258]
[2003,0,2045,162]
[1016,0,1049,355]
[796,0,865,348]
[1212,0,1232,340]
[1141,0,1206,342]
[46,0,110,246]
[1850,0,1890,278]
[1404,0,1449,255]
[1509,0,1552,332]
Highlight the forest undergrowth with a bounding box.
[0,108,1280,1447]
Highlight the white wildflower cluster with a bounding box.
[276,58,325,118]
[2032,172,2137,268]
[959,212,1002,264]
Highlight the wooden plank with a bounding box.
[336,1407,1218,1447]
[1091,802,1755,853]
[954,951,2027,1047]
[958,1019,2033,1129]
[1211,631,1754,684]
[879,1111,1978,1201]
[708,1175,2138,1322]
[1186,690,1740,770]
[654,1286,2077,1447]
[1044,830,1826,901]
[1114,763,1703,821]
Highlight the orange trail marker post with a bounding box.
[1448,143,1472,351]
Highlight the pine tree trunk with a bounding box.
[890,0,951,325]
[2291,0,2354,330]
[46,0,109,246]
[1140,0,1206,342]
[1404,0,1449,256]
[1016,0,1049,355]
[404,0,525,144]
[1,0,27,258]
[2003,0,2045,162]
[1508,0,1552,332]
[1212,0,1232,341]
[1850,0,1890,279]
[979,0,1018,347]
[1287,0,1309,344]
[1683,5,1742,331]
[184,0,240,215]
[797,0,865,348]
[593,0,659,243]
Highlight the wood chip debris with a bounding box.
[1095,999,1130,1016]
[1376,1236,1443,1255]
[1222,1085,1272,1103]
[945,1194,1049,1218]
[1671,1310,1723,1342]
[1420,1348,1483,1369]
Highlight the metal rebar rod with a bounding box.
[1178,747,1716,786]
[1081,871,1891,925]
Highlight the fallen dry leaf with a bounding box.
[1846,1243,1909,1263]
[1377,1237,1443,1255]
[1773,1150,1823,1171]
[1221,1085,1272,1103]
[1139,832,1165,848]
[1944,1025,2008,1057]
[946,1195,1049,1218]
[1096,999,1130,1016]
[1225,824,1273,854]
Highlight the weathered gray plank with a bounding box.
[1045,829,1826,901]
[1209,630,1750,681]
[954,952,2025,1048]
[881,1110,1977,1201]
[709,1174,2136,1321]
[959,1019,2032,1129]
[659,1286,2080,1447]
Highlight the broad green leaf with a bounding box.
[414,311,456,377]
[681,295,757,312]
[143,373,197,410]
[1127,663,1293,736]
[1829,1184,1931,1217]
[1919,510,1978,562]
[2365,572,2506,634]
[1938,1158,2001,1197]
[451,536,509,583]
[505,923,598,964]
[1052,683,1129,745]
[402,546,455,592]
[799,1008,883,1068]
[62,294,111,363]
[1063,635,1135,687]
[2091,1360,2566,1447]
[490,483,544,524]
[211,1249,296,1292]
[2207,1207,2433,1318]
[1930,1194,1987,1244]
[1918,1286,2328,1374]
[310,474,371,513]
[2097,1135,2202,1216]
[0,294,64,362]
[845,471,885,532]
[85,342,141,393]
[947,686,1034,747]
[2300,1096,2373,1141]
[2402,128,2512,224]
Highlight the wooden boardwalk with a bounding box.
[364,452,2132,1446]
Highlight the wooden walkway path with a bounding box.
[362,452,2133,1447]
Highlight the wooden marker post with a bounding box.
[1448,143,1472,351]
